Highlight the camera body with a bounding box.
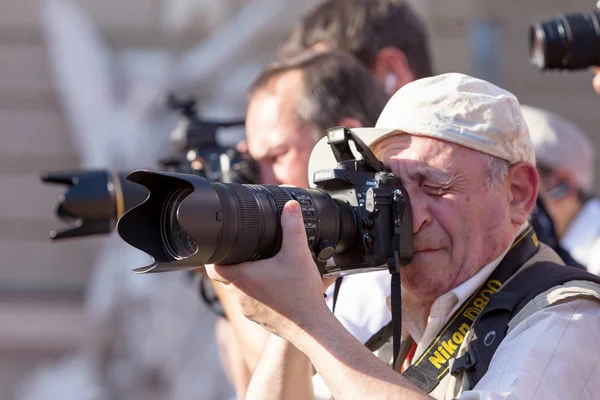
[308,132,413,276]
[117,127,414,277]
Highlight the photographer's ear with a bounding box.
[372,47,415,95]
[507,162,539,225]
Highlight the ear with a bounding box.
[371,47,415,94]
[507,162,539,225]
[337,117,363,129]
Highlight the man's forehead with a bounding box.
[373,134,461,164]
[371,134,485,181]
[246,75,303,145]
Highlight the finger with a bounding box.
[280,200,309,252]
[205,263,242,284]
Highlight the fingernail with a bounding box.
[285,200,300,215]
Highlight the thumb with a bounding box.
[280,200,309,252]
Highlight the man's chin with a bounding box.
[401,282,441,306]
[401,252,449,298]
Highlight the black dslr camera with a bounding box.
[40,95,257,240]
[529,6,600,71]
[117,127,414,277]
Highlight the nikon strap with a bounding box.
[400,227,540,393]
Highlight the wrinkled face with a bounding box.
[245,70,317,188]
[373,135,517,303]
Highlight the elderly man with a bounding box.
[521,105,600,275]
[207,73,600,399]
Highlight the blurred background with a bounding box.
[0,0,598,399]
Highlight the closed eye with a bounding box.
[422,185,446,196]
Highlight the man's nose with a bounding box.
[406,187,432,234]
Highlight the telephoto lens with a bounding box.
[529,11,600,71]
[117,171,358,275]
[117,127,414,277]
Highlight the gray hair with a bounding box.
[478,152,509,188]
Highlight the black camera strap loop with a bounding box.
[400,227,539,393]
[331,277,344,314]
[389,187,413,369]
[391,272,402,369]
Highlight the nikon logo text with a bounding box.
[314,171,333,181]
[463,280,502,322]
[428,322,470,369]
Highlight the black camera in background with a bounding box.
[40,95,257,240]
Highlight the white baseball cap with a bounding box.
[308,73,535,187]
[520,105,595,192]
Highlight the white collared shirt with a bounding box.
[406,226,600,399]
[462,297,600,399]
[324,270,392,344]
[405,223,525,351]
[405,249,506,349]
[317,225,600,399]
[561,197,600,275]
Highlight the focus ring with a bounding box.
[262,185,294,258]
[226,184,262,264]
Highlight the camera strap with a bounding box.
[398,227,539,393]
[391,272,402,368]
[331,277,344,314]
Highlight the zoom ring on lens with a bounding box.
[262,185,296,257]
[227,184,263,264]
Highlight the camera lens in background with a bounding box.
[117,171,357,272]
[529,11,600,71]
[40,170,149,240]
